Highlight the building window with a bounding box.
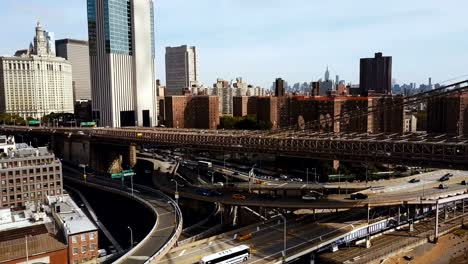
[90,232,95,240]
[81,234,86,241]
[72,235,77,243]
[90,244,96,251]
[82,245,87,253]
[73,247,78,255]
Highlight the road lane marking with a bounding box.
[178,249,186,256]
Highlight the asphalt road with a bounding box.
[159,218,354,264]
[63,166,179,264]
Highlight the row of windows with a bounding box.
[0,166,60,175]
[1,188,62,204]
[4,63,65,71]
[72,232,96,243]
[0,159,56,169]
[72,243,96,255]
[1,176,61,185]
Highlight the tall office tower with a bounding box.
[56,39,92,101]
[165,45,198,96]
[0,22,73,119]
[359,52,392,96]
[87,0,157,127]
[274,78,286,97]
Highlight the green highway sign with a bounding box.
[111,173,123,179]
[28,120,40,125]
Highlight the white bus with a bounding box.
[200,245,250,264]
[198,161,213,168]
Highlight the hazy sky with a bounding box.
[1,0,467,88]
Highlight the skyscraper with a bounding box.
[274,78,286,97]
[165,45,198,96]
[87,0,157,127]
[56,39,92,101]
[359,52,392,96]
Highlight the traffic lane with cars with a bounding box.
[160,218,354,264]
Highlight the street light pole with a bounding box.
[306,168,309,189]
[171,179,179,204]
[279,214,287,262]
[127,226,133,249]
[130,172,134,197]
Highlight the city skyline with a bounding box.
[0,0,467,88]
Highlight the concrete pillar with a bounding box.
[129,144,137,168]
[434,202,439,243]
[313,209,316,220]
[397,206,401,225]
[333,160,340,170]
[365,239,372,248]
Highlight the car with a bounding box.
[280,174,288,179]
[461,180,468,185]
[409,178,421,183]
[196,189,211,196]
[350,193,368,200]
[445,173,454,177]
[232,194,246,200]
[302,194,317,201]
[439,175,450,182]
[214,182,224,187]
[210,190,223,196]
[438,184,448,189]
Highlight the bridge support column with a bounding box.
[397,206,401,226]
[365,238,371,249]
[129,144,137,168]
[434,201,439,243]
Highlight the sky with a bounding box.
[1,0,468,88]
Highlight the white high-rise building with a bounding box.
[0,22,73,119]
[87,0,157,127]
[212,79,233,115]
[165,45,198,96]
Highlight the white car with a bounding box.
[214,182,224,187]
[302,194,317,201]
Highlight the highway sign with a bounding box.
[28,120,40,125]
[111,173,123,179]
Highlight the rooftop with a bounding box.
[0,231,67,263]
[48,195,97,236]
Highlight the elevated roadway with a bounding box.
[63,166,182,264]
[3,125,468,169]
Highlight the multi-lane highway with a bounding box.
[159,217,355,264]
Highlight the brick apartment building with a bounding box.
[254,95,404,133]
[0,146,63,209]
[164,95,219,129]
[427,92,468,136]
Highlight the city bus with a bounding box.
[198,161,213,169]
[200,245,250,264]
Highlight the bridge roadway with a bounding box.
[63,166,182,264]
[3,126,468,168]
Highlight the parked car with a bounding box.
[438,184,448,189]
[461,180,468,185]
[232,194,246,200]
[350,193,368,200]
[409,178,421,183]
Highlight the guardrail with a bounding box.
[133,184,184,264]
